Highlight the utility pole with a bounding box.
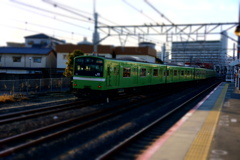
[161,43,166,63]
[238,1,240,60]
[93,0,99,55]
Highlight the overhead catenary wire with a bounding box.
[10,0,93,24]
[41,0,143,45]
[43,0,163,46]
[0,23,83,42]
[9,0,162,47]
[8,0,107,43]
[144,0,195,41]
[121,0,166,45]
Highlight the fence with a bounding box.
[0,78,71,95]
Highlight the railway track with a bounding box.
[97,81,221,159]
[0,88,171,158]
[0,80,221,159]
[0,100,90,125]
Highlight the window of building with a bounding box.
[123,68,131,77]
[140,68,146,77]
[12,56,21,62]
[33,57,42,63]
[28,41,34,45]
[153,69,158,76]
[63,55,68,60]
[41,41,47,45]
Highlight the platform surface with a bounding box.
[137,82,240,160]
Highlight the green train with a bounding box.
[72,55,216,98]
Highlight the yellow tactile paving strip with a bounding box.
[184,83,229,160]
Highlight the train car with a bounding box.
[72,55,216,98]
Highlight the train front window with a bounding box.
[74,57,103,77]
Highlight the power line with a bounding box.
[122,0,158,24]
[42,0,109,26]
[144,0,195,41]
[120,0,164,44]
[0,23,83,42]
[11,0,93,24]
[9,0,161,46]
[42,0,161,45]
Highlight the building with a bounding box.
[6,42,25,47]
[171,32,228,70]
[1,33,158,78]
[0,47,56,74]
[114,46,156,63]
[56,44,114,69]
[24,33,65,48]
[56,44,157,69]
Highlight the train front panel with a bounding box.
[73,56,106,91]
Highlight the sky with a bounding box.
[0,0,239,53]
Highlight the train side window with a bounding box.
[123,68,131,77]
[153,69,158,76]
[181,70,184,76]
[174,70,177,76]
[140,68,146,77]
[187,70,190,76]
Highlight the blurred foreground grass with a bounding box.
[0,94,28,103]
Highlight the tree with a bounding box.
[63,49,84,77]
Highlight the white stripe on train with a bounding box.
[73,77,106,82]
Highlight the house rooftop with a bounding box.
[24,33,65,43]
[56,44,114,53]
[0,47,53,55]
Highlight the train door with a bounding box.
[106,64,111,87]
[164,67,168,83]
[133,66,138,85]
[106,63,120,88]
[169,69,173,83]
[112,65,120,87]
[147,68,152,83]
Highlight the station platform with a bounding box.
[137,82,240,160]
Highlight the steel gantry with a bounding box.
[97,22,238,45]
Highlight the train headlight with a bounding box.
[98,85,101,88]
[74,84,77,86]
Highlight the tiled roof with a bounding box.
[56,44,157,57]
[0,47,53,55]
[24,33,50,39]
[114,46,156,57]
[56,44,114,54]
[24,33,65,43]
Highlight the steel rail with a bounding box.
[0,93,154,158]
[0,100,90,124]
[96,81,220,160]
